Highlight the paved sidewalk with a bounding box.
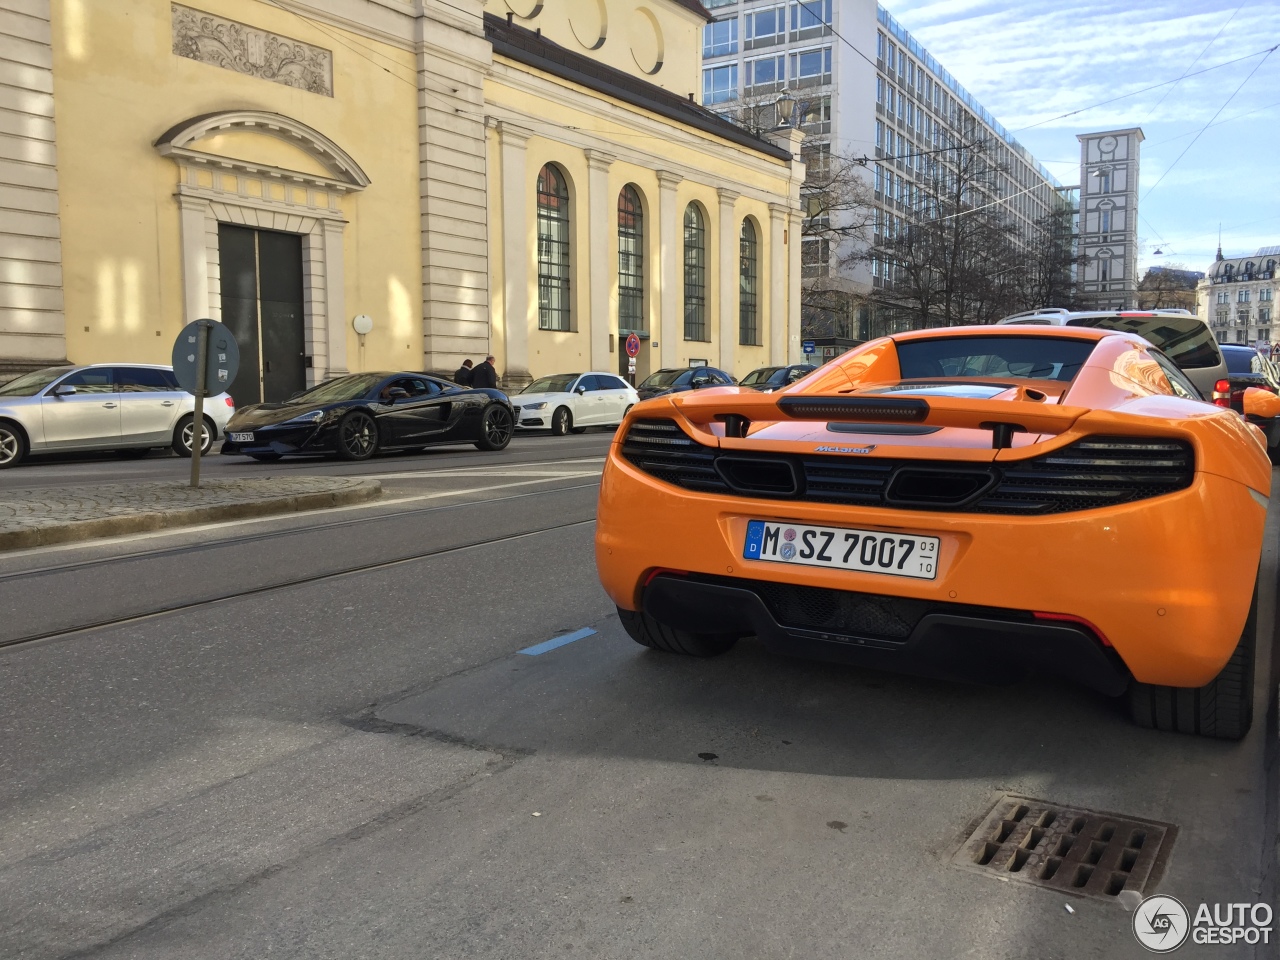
[0,476,381,550]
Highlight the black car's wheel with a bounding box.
[0,420,27,469]
[249,452,282,462]
[173,415,216,457]
[336,411,379,461]
[550,406,572,436]
[1129,572,1257,740]
[618,607,737,658]
[474,403,514,451]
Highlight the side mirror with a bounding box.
[52,384,77,397]
[575,385,587,395]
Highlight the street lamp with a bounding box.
[775,91,797,128]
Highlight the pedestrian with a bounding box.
[471,355,499,389]
[453,358,474,386]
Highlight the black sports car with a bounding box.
[635,366,736,400]
[220,372,514,461]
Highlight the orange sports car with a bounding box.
[595,327,1271,739]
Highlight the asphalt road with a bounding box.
[1,438,1276,959]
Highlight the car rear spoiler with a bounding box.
[669,391,1088,449]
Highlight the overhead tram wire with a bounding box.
[1013,44,1278,132]
[1142,0,1246,119]
[1144,45,1277,200]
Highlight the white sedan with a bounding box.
[512,372,639,435]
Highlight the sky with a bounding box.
[881,0,1280,277]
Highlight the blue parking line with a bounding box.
[519,627,597,656]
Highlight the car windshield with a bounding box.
[896,336,1097,382]
[741,367,782,386]
[641,370,692,388]
[1066,316,1221,369]
[0,366,73,397]
[289,374,387,404]
[523,375,578,394]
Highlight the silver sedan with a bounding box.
[0,364,234,468]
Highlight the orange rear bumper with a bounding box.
[596,445,1265,688]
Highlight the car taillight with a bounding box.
[224,397,235,408]
[1212,379,1231,408]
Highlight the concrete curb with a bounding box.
[0,479,382,551]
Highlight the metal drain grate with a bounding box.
[953,794,1177,900]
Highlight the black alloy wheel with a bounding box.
[475,403,514,451]
[550,406,572,437]
[173,415,216,457]
[336,411,379,461]
[0,421,26,469]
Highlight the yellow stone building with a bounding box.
[0,0,804,400]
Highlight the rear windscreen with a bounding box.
[1066,316,1220,369]
[895,336,1097,382]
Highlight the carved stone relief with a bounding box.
[171,4,333,97]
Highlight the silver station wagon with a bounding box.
[0,363,235,468]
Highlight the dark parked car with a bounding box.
[220,372,514,461]
[739,363,816,393]
[635,366,735,401]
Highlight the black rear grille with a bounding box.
[621,419,1194,515]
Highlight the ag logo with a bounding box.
[1133,895,1190,953]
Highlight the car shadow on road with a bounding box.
[375,615,1252,788]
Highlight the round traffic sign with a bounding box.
[625,332,641,358]
[171,319,240,396]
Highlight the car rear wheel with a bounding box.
[550,406,572,436]
[0,420,26,469]
[1129,573,1257,740]
[336,411,379,461]
[173,415,216,457]
[617,607,737,658]
[474,403,514,451]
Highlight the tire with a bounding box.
[0,420,26,469]
[336,411,379,461]
[173,415,216,457]
[1129,573,1257,740]
[249,452,282,462]
[550,406,572,437]
[617,606,738,658]
[570,426,587,435]
[474,402,514,451]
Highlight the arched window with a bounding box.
[537,164,570,331]
[739,218,759,345]
[618,186,644,332]
[683,204,707,341]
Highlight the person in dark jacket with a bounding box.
[453,358,473,386]
[471,355,498,389]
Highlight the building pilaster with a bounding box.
[717,188,740,374]
[657,171,682,370]
[497,121,533,385]
[768,203,787,366]
[586,149,616,373]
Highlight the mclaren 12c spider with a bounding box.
[595,326,1271,739]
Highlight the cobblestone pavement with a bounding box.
[0,476,381,549]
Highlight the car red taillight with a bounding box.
[1212,378,1232,408]
[224,397,235,408]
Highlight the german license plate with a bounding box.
[744,519,939,580]
[229,432,254,443]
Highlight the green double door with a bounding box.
[218,224,307,406]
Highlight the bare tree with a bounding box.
[1137,264,1202,311]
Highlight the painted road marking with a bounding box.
[518,627,597,656]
